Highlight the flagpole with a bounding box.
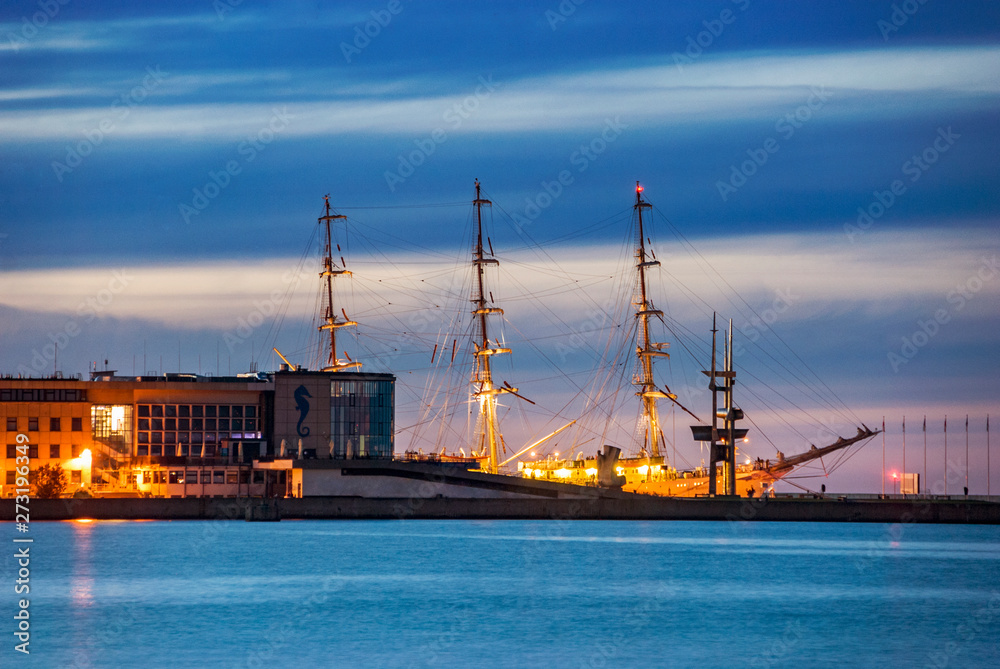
[944,415,948,496]
[922,415,927,496]
[881,416,886,497]
[965,414,969,496]
[988,415,991,497]
[902,416,906,498]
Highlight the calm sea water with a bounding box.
[5,519,999,668]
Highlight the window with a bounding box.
[71,417,82,432]
[50,417,61,432]
[71,444,81,457]
[70,470,82,483]
[213,470,225,484]
[49,445,60,459]
[5,471,14,485]
[5,418,16,431]
[28,418,38,431]
[137,445,148,456]
[168,470,183,484]
[5,445,15,459]
[226,471,238,484]
[200,471,212,484]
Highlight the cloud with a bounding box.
[1,46,997,140]
[0,226,995,330]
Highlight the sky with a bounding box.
[1,0,999,492]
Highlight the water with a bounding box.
[6,520,999,668]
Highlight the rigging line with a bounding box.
[255,224,318,365]
[740,411,780,453]
[333,202,469,210]
[660,262,854,426]
[654,206,861,425]
[661,293,851,432]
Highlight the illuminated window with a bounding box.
[168,470,183,484]
[226,471,238,484]
[91,405,133,452]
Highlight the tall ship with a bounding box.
[513,183,879,497]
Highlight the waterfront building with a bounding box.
[0,368,394,498]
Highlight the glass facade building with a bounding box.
[330,378,393,458]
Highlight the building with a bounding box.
[0,369,394,498]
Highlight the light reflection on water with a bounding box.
[21,520,1000,668]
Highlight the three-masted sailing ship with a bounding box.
[516,183,879,496]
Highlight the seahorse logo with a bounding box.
[294,385,312,437]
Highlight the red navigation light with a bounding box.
[890,471,899,480]
[636,185,644,193]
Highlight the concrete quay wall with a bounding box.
[3,495,999,524]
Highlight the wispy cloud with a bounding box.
[0,227,994,329]
[1,46,997,141]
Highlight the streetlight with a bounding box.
[891,471,899,496]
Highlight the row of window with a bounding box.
[137,404,257,419]
[137,418,256,432]
[5,444,83,459]
[137,444,233,457]
[5,470,83,484]
[137,430,261,445]
[4,417,83,432]
[0,388,87,402]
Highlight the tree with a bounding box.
[33,464,67,499]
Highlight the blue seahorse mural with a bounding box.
[294,385,312,437]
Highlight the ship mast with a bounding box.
[633,182,672,459]
[318,195,361,372]
[470,179,515,474]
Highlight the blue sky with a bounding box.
[1,0,998,491]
